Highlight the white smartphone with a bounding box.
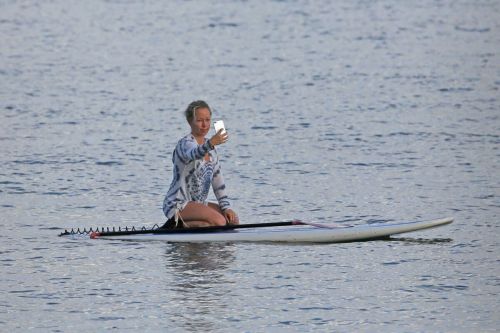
[213,120,226,134]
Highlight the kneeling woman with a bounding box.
[162,100,239,228]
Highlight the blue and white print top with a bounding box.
[162,134,231,219]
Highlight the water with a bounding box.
[1,0,499,331]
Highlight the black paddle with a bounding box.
[89,220,305,238]
[59,220,348,238]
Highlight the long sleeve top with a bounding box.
[162,134,231,219]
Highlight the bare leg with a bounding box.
[208,202,239,225]
[178,201,227,227]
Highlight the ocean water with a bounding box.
[1,0,499,332]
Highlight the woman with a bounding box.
[162,100,239,228]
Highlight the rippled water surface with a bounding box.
[1,0,499,332]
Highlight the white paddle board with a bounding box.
[83,217,453,243]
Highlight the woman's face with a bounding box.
[189,107,211,137]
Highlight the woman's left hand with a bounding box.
[224,209,239,225]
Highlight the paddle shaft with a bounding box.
[93,220,305,237]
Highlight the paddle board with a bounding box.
[61,217,453,243]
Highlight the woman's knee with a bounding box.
[208,214,227,226]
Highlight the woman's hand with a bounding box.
[224,209,239,225]
[209,129,229,147]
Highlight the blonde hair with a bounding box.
[185,100,211,123]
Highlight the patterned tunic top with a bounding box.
[162,134,231,219]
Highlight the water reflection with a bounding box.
[163,243,236,332]
[166,242,235,274]
[386,237,454,245]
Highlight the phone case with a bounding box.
[214,120,226,134]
